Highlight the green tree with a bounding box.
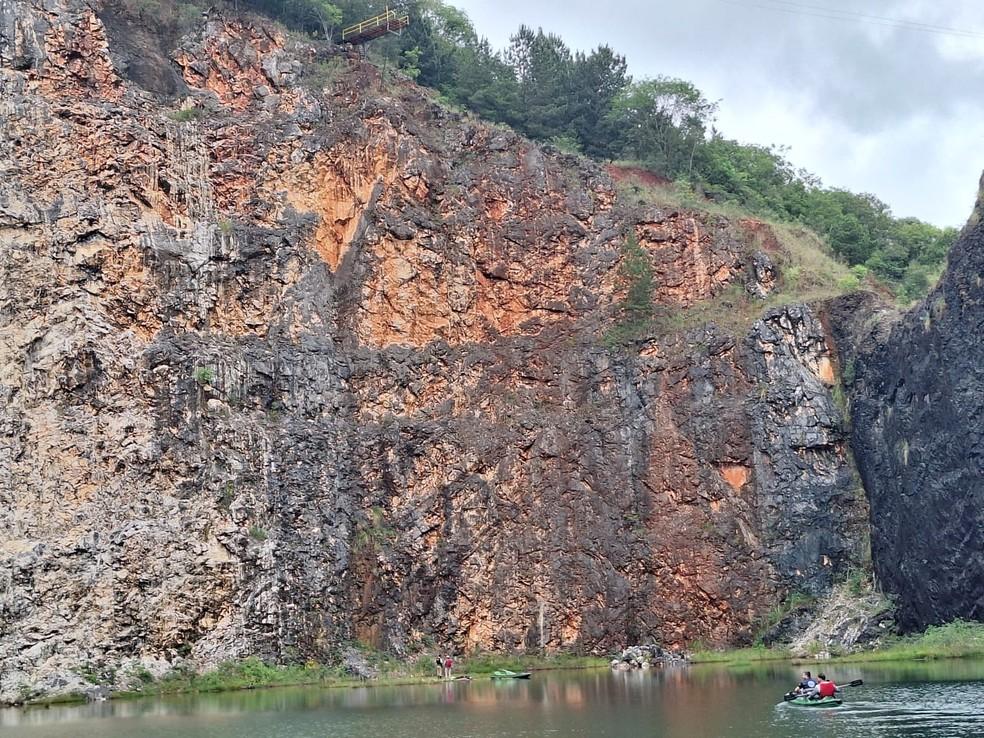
[505,26,575,140]
[569,45,628,159]
[307,0,342,41]
[398,0,476,89]
[899,263,933,302]
[450,38,521,124]
[891,218,956,266]
[612,77,717,178]
[865,242,910,282]
[237,0,342,39]
[400,45,422,79]
[694,136,810,212]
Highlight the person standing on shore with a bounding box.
[436,656,445,678]
[444,656,454,680]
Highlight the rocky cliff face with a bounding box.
[837,184,984,631]
[0,0,867,701]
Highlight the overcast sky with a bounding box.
[450,0,984,227]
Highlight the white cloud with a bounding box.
[451,0,984,225]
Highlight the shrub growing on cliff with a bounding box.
[752,590,816,645]
[128,665,156,686]
[75,662,116,686]
[193,366,215,385]
[605,232,655,345]
[620,233,653,320]
[168,107,204,123]
[837,273,862,293]
[845,568,870,596]
[352,506,397,552]
[303,58,347,92]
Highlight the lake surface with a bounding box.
[3,659,984,737]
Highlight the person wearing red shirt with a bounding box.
[814,673,839,699]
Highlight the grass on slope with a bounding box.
[832,621,984,663]
[688,621,984,666]
[616,179,859,337]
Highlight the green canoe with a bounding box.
[490,669,532,679]
[786,696,843,708]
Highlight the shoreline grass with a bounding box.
[824,621,984,664]
[461,653,610,674]
[690,621,984,667]
[16,623,984,708]
[17,653,610,709]
[690,645,793,665]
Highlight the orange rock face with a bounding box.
[0,1,867,702]
[36,6,123,101]
[275,134,402,270]
[174,20,285,111]
[637,213,741,305]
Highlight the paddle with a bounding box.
[783,679,863,701]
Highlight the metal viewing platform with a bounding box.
[341,8,410,45]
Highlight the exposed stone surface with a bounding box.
[0,0,867,702]
[834,183,984,631]
[745,306,867,595]
[610,643,688,669]
[760,583,895,655]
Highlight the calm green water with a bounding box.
[3,660,984,737]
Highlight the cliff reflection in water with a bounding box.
[4,662,984,738]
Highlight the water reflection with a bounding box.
[2,659,984,738]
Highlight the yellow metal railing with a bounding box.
[341,9,410,42]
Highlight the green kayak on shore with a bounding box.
[787,696,843,708]
[490,669,532,679]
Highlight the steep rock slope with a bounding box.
[0,0,866,700]
[840,184,984,630]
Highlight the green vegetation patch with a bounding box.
[689,644,792,665]
[56,650,609,705]
[598,193,866,345]
[134,658,335,697]
[753,590,817,646]
[460,653,610,674]
[193,366,215,385]
[604,231,658,345]
[691,621,984,666]
[832,621,984,663]
[168,107,205,123]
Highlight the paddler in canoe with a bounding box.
[791,671,817,696]
[784,674,862,706]
[811,673,840,700]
